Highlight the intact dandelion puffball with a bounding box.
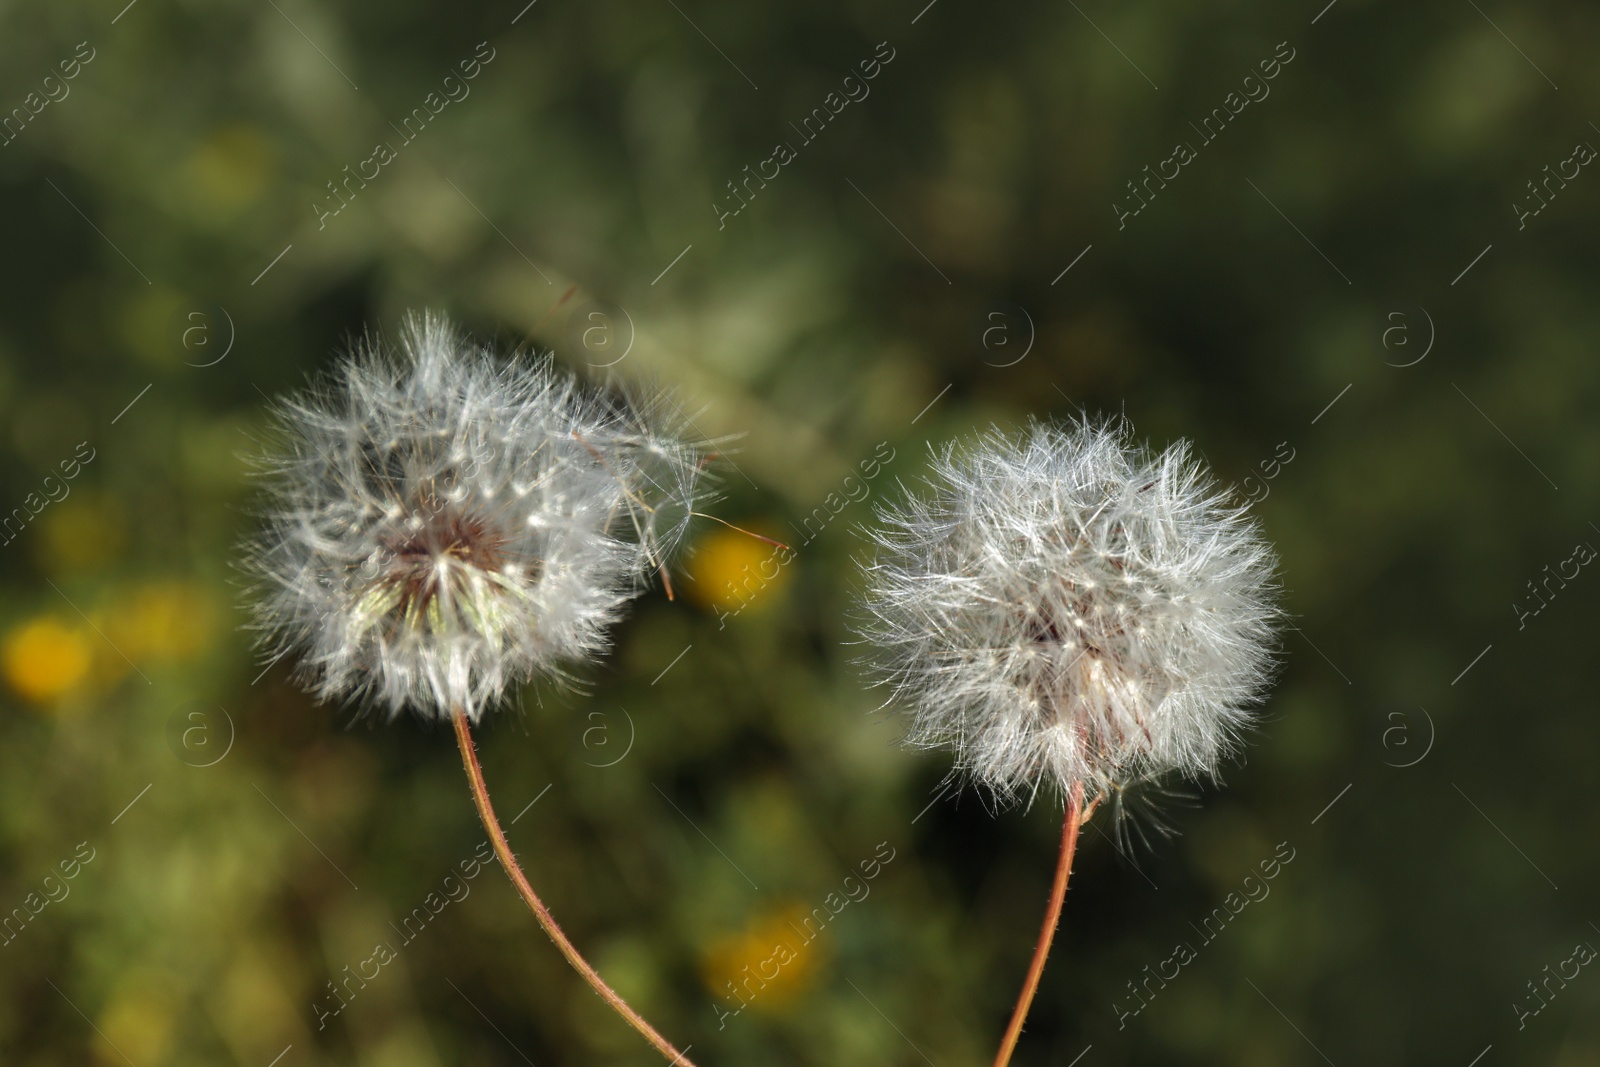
[242,312,707,721]
[856,419,1281,804]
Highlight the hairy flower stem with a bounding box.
[991,783,1087,1067]
[452,708,697,1067]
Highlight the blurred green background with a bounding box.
[3,0,1599,1064]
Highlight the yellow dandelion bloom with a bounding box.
[2,616,93,703]
[37,492,126,572]
[702,904,822,1013]
[96,973,180,1067]
[111,581,218,662]
[185,125,275,212]
[685,524,792,613]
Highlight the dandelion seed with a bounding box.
[854,416,1282,1067]
[241,311,708,722]
[857,416,1280,805]
[241,311,707,1066]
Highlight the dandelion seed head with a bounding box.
[855,418,1281,806]
[242,312,709,721]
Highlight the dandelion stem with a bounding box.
[991,782,1086,1067]
[452,708,698,1067]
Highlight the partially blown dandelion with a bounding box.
[243,312,708,1065]
[855,417,1281,1067]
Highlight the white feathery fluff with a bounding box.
[241,312,708,722]
[855,418,1281,805]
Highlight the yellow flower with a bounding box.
[110,581,218,662]
[2,616,93,703]
[37,492,126,572]
[185,125,275,212]
[96,971,180,1066]
[702,904,822,1013]
[685,524,791,613]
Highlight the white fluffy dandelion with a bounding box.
[855,416,1281,1067]
[242,311,709,1067]
[858,417,1280,804]
[242,311,706,722]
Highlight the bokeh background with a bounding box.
[3,0,1599,1064]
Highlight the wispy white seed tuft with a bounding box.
[854,417,1282,806]
[241,311,710,722]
